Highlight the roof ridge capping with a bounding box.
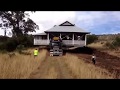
[59,21,75,26]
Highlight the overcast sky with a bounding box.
[1,11,120,36]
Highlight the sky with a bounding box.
[1,11,120,36]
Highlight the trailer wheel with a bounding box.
[59,54,62,56]
[50,54,53,56]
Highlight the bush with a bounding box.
[0,43,6,50]
[105,42,111,47]
[101,42,104,44]
[17,35,33,47]
[0,36,9,43]
[0,36,9,51]
[105,37,120,49]
[87,35,98,44]
[5,38,18,52]
[105,42,115,49]
[0,34,34,52]
[112,37,120,47]
[16,44,25,50]
[16,44,25,53]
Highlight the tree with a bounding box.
[0,11,39,37]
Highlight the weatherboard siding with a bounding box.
[34,39,85,46]
[34,39,48,45]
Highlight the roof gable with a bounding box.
[59,21,75,26]
[44,21,90,33]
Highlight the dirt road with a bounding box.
[66,47,120,78]
[28,46,120,79]
[29,53,75,79]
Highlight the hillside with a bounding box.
[97,33,120,41]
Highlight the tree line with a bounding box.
[0,11,38,52]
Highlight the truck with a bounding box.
[49,37,63,56]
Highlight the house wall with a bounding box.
[34,35,47,40]
[48,32,85,40]
[34,32,87,47]
[34,35,48,45]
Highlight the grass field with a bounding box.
[0,48,116,79]
[0,49,47,79]
[88,41,120,58]
[63,53,115,79]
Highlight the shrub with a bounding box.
[0,36,9,43]
[105,42,111,47]
[16,44,25,53]
[101,42,104,44]
[0,34,34,52]
[17,35,33,47]
[105,37,120,49]
[87,35,98,44]
[112,37,120,47]
[5,38,18,52]
[0,43,6,50]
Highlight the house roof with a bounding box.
[44,21,90,33]
[33,32,47,35]
[45,26,90,33]
[59,21,75,26]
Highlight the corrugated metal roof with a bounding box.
[44,26,90,33]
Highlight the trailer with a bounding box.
[49,37,63,56]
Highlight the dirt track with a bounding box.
[29,52,75,79]
[66,47,120,78]
[29,47,120,79]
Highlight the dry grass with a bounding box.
[63,53,115,79]
[88,42,120,58]
[0,49,47,79]
[0,47,116,79]
[88,42,106,49]
[44,67,58,79]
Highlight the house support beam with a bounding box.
[47,33,49,44]
[72,33,74,45]
[60,33,61,39]
[85,34,87,46]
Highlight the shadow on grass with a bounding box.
[46,46,95,56]
[63,47,95,55]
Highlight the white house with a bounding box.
[33,21,90,47]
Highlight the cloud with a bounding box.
[28,11,76,33]
[74,11,120,34]
[1,11,120,36]
[28,11,76,23]
[29,11,112,34]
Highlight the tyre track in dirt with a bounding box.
[29,47,120,79]
[65,47,120,78]
[29,52,75,79]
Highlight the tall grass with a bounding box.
[0,49,47,79]
[0,49,115,79]
[63,53,115,79]
[43,66,58,79]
